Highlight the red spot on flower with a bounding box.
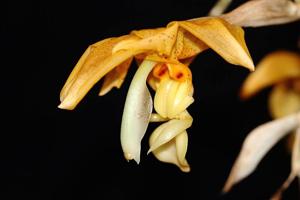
[158,65,168,77]
[176,72,183,79]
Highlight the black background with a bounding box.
[4,0,300,199]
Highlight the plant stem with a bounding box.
[209,0,232,16]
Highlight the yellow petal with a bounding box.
[60,46,91,102]
[154,78,171,118]
[148,118,192,153]
[170,27,184,59]
[241,51,300,99]
[150,113,168,122]
[130,25,207,60]
[59,35,137,110]
[178,29,208,59]
[131,27,165,39]
[179,17,254,71]
[113,22,179,57]
[149,128,190,172]
[146,72,160,91]
[175,131,190,171]
[154,77,194,118]
[269,82,300,118]
[99,57,133,96]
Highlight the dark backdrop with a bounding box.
[5,0,300,199]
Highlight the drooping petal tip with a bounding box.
[58,99,75,110]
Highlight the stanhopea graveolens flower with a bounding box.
[223,51,300,199]
[58,17,254,172]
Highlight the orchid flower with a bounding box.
[58,17,254,172]
[223,51,300,199]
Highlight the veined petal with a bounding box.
[131,27,165,39]
[223,112,300,193]
[179,18,254,71]
[121,60,156,163]
[99,57,133,96]
[269,82,300,118]
[59,35,137,110]
[241,51,300,99]
[148,118,193,153]
[178,30,208,59]
[113,23,179,57]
